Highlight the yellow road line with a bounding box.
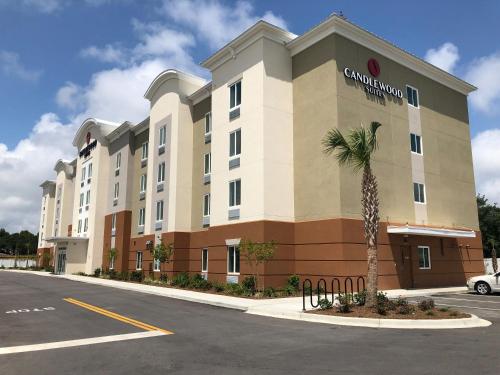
[64,298,173,335]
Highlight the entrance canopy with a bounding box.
[387,225,476,238]
[45,236,89,244]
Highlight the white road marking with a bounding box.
[5,307,55,314]
[0,330,167,355]
[435,303,500,312]
[433,296,500,304]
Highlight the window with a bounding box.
[156,200,164,222]
[81,166,86,181]
[77,219,82,233]
[201,248,208,273]
[410,133,422,154]
[205,112,211,135]
[229,81,241,109]
[227,245,240,274]
[229,179,241,207]
[79,193,84,207]
[203,194,210,217]
[204,153,211,175]
[109,254,115,270]
[153,258,161,272]
[141,142,149,160]
[140,174,147,192]
[418,246,431,269]
[85,190,90,205]
[406,85,419,108]
[229,129,241,157]
[84,218,88,233]
[116,152,121,170]
[413,182,425,204]
[136,251,143,270]
[138,208,145,226]
[114,183,119,199]
[88,163,93,178]
[158,162,165,183]
[159,126,166,146]
[111,213,116,230]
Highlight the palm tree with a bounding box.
[489,239,498,273]
[323,121,382,306]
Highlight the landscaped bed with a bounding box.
[307,293,470,320]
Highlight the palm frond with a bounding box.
[322,129,353,166]
[368,121,382,153]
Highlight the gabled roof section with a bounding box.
[144,69,207,101]
[201,20,297,71]
[105,121,133,143]
[188,82,212,105]
[39,180,56,189]
[133,117,149,135]
[72,118,120,148]
[286,14,476,95]
[54,159,75,178]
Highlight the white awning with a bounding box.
[387,225,476,238]
[45,236,89,243]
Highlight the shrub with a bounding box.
[171,272,190,288]
[190,274,212,290]
[319,298,333,310]
[212,281,225,293]
[241,276,257,295]
[397,303,415,315]
[418,298,435,311]
[439,307,449,312]
[283,284,296,296]
[426,310,435,316]
[118,271,129,281]
[224,283,244,296]
[93,268,101,278]
[337,293,352,313]
[76,271,87,276]
[263,287,277,298]
[449,310,458,317]
[143,277,154,285]
[287,274,300,291]
[354,290,367,306]
[130,270,143,282]
[108,270,117,280]
[303,285,312,295]
[395,297,409,307]
[159,273,168,283]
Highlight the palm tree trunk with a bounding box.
[362,166,380,307]
[492,246,498,273]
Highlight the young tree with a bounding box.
[323,121,382,306]
[239,239,276,292]
[150,240,174,276]
[108,248,117,270]
[489,239,498,273]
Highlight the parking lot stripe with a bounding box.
[435,303,500,311]
[0,331,166,355]
[433,296,500,304]
[64,298,173,335]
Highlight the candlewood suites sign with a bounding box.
[344,58,403,100]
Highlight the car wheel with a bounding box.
[475,281,491,295]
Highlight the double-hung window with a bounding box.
[229,129,241,158]
[115,152,121,171]
[84,218,88,233]
[77,219,82,233]
[413,183,425,204]
[138,208,145,226]
[79,193,84,208]
[111,213,116,231]
[156,200,164,222]
[158,162,165,183]
[153,257,161,272]
[136,251,143,270]
[88,163,93,179]
[418,246,431,269]
[227,245,240,274]
[205,112,211,135]
[201,248,208,273]
[203,194,210,217]
[229,81,241,109]
[229,179,241,207]
[114,183,119,200]
[141,142,148,160]
[410,133,422,154]
[140,174,147,192]
[204,153,211,175]
[85,190,90,205]
[81,166,86,182]
[159,126,166,147]
[406,85,419,108]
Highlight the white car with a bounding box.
[467,272,500,295]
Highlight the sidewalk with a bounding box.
[2,270,488,329]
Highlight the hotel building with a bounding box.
[37,15,484,289]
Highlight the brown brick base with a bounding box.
[126,218,484,290]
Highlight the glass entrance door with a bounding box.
[56,251,66,274]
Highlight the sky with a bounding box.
[0,0,500,233]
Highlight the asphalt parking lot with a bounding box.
[1,271,499,375]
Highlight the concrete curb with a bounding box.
[245,309,492,329]
[1,270,492,329]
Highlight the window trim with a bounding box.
[229,179,241,208]
[410,133,423,155]
[418,246,431,269]
[227,245,240,275]
[229,80,242,110]
[201,248,208,273]
[153,257,161,272]
[229,129,241,159]
[136,251,143,271]
[157,162,165,183]
[204,112,212,135]
[413,182,426,204]
[114,182,119,199]
[141,142,149,161]
[140,174,147,193]
[203,193,211,217]
[115,152,121,171]
[138,207,145,226]
[406,84,419,108]
[159,126,166,147]
[156,200,164,222]
[111,213,116,230]
[203,153,211,176]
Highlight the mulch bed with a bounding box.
[308,305,470,319]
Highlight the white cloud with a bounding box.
[465,53,500,114]
[425,42,460,73]
[56,82,83,110]
[472,128,500,205]
[80,44,126,65]
[21,0,63,13]
[0,0,128,13]
[0,50,41,82]
[0,113,77,232]
[160,0,288,49]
